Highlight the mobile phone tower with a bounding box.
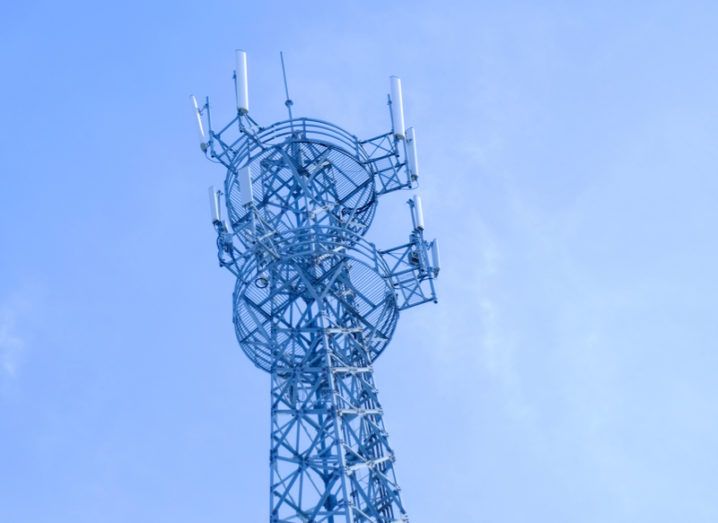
[191,50,440,523]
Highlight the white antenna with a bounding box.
[191,95,207,151]
[389,76,406,140]
[208,186,221,224]
[235,49,249,114]
[406,127,419,180]
[412,195,425,230]
[239,166,254,206]
[430,239,441,275]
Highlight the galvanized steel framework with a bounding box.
[193,53,439,522]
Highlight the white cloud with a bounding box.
[0,295,32,380]
[0,306,24,377]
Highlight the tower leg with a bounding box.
[269,331,408,522]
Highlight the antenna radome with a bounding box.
[208,186,221,224]
[235,50,249,114]
[406,126,419,180]
[411,194,425,231]
[390,75,406,139]
[190,95,207,151]
[238,166,253,206]
[431,239,441,275]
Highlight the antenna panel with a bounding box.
[430,239,441,274]
[238,166,253,206]
[191,95,207,150]
[208,186,221,223]
[406,127,419,180]
[390,76,406,139]
[235,50,249,114]
[412,194,425,231]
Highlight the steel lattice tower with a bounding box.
[192,51,440,523]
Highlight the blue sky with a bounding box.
[1,1,717,522]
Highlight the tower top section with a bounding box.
[191,52,422,249]
[193,51,439,372]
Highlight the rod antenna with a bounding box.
[280,51,294,122]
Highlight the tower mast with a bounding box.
[193,51,440,522]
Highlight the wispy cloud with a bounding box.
[477,297,532,419]
[0,305,24,378]
[0,293,34,380]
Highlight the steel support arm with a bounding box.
[380,231,438,311]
